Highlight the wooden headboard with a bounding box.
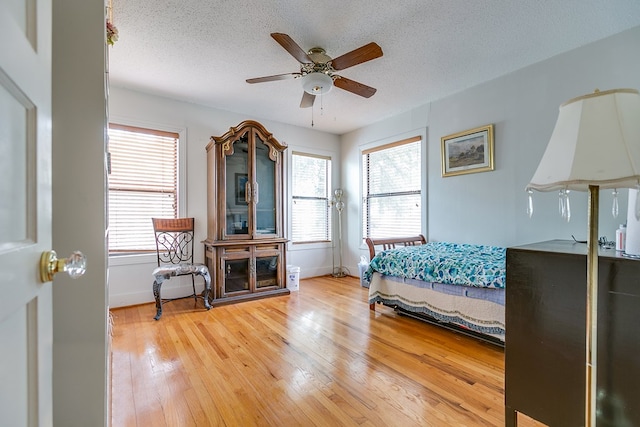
[365,235,427,260]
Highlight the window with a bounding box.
[362,136,421,239]
[108,124,179,253]
[291,152,332,243]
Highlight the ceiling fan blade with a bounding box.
[331,42,383,71]
[334,76,377,98]
[246,72,299,84]
[300,91,315,108]
[271,33,313,64]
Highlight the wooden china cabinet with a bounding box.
[204,121,289,306]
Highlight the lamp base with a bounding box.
[332,269,347,278]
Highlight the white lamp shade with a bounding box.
[528,88,640,192]
[302,72,333,95]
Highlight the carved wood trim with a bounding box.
[210,120,288,154]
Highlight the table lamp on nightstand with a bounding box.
[526,88,640,427]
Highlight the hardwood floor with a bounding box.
[110,276,532,426]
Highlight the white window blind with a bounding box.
[108,124,178,252]
[291,152,332,243]
[362,136,422,239]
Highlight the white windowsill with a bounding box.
[109,252,156,266]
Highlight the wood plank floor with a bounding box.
[109,275,537,426]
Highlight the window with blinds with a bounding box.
[362,136,422,239]
[108,124,179,253]
[291,152,332,243]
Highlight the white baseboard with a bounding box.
[109,283,206,308]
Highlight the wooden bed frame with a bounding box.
[365,234,504,346]
[365,235,427,311]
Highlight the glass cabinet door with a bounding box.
[255,254,279,289]
[225,134,249,236]
[254,135,276,236]
[223,258,249,294]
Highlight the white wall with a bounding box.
[108,88,340,307]
[341,26,640,274]
[341,109,431,267]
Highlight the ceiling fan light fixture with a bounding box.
[302,72,333,95]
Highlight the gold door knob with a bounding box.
[40,250,87,283]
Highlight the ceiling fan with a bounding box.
[246,33,383,108]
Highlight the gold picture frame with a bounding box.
[441,124,494,177]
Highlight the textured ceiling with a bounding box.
[108,0,640,135]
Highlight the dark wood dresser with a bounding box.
[505,240,640,427]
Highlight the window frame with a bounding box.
[287,148,335,251]
[107,119,186,258]
[360,133,426,243]
[290,151,333,245]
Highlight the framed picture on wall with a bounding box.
[441,124,494,177]
[235,173,248,204]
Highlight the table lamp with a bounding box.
[527,88,640,427]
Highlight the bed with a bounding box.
[365,235,505,345]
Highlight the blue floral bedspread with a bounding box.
[364,241,506,289]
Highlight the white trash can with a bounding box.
[286,265,300,291]
[358,257,370,288]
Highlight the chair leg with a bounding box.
[202,271,212,310]
[153,279,163,320]
[191,273,197,303]
[152,267,212,319]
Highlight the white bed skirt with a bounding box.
[368,273,505,341]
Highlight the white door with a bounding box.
[0,0,54,425]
